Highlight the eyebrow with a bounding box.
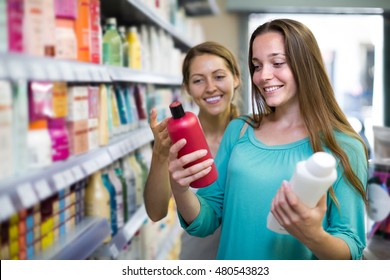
[190,69,227,78]
[251,53,286,63]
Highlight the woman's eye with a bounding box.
[274,62,285,67]
[192,79,202,84]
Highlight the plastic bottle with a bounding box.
[127,26,142,69]
[27,119,53,169]
[47,117,70,161]
[167,101,217,188]
[101,168,118,236]
[118,26,129,67]
[267,152,337,234]
[84,171,111,243]
[102,17,123,66]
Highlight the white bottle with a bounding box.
[267,152,337,234]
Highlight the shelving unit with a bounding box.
[0,53,182,85]
[0,127,153,223]
[0,0,195,260]
[33,217,110,260]
[91,204,148,259]
[101,0,194,50]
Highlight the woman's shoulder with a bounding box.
[226,115,251,132]
[333,130,366,155]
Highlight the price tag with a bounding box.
[108,145,120,160]
[29,60,47,80]
[0,195,16,221]
[16,183,38,209]
[82,159,99,175]
[75,64,91,81]
[109,244,119,259]
[34,179,52,200]
[58,61,75,81]
[71,165,84,181]
[120,141,128,156]
[90,66,101,82]
[63,169,75,186]
[53,172,67,191]
[8,58,26,79]
[46,62,61,81]
[97,152,112,168]
[101,68,111,82]
[0,56,6,78]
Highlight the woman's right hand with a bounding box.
[149,108,171,159]
[168,138,214,192]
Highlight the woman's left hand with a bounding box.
[270,180,327,242]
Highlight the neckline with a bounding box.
[247,125,310,150]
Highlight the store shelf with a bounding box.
[156,219,183,260]
[0,52,182,85]
[0,127,153,223]
[33,217,110,260]
[0,52,111,82]
[107,66,182,85]
[91,204,148,259]
[102,0,193,50]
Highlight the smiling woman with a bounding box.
[167,19,368,260]
[143,41,242,259]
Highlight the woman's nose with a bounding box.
[205,79,216,93]
[259,65,273,83]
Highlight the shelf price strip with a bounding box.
[16,183,39,209]
[34,179,52,200]
[0,195,15,221]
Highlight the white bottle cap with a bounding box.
[305,152,336,177]
[106,18,117,26]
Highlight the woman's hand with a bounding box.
[168,138,214,193]
[149,108,171,159]
[270,181,327,243]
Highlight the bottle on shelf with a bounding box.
[127,26,142,69]
[167,101,218,188]
[102,17,123,66]
[118,26,129,67]
[27,119,53,169]
[84,171,111,243]
[267,152,337,234]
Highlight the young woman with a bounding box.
[167,19,368,260]
[143,41,242,259]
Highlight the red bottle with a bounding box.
[167,101,218,188]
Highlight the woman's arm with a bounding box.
[143,109,172,222]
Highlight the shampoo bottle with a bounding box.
[267,152,337,234]
[167,101,217,188]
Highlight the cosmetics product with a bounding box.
[167,101,217,188]
[267,152,337,234]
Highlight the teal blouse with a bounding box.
[179,117,368,260]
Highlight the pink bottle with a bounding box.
[48,117,70,161]
[167,101,217,188]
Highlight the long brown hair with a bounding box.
[182,41,242,120]
[247,19,368,205]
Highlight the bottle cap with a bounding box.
[305,152,336,177]
[169,101,185,119]
[106,18,117,26]
[29,119,48,130]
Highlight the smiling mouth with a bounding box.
[264,86,282,93]
[204,95,222,103]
